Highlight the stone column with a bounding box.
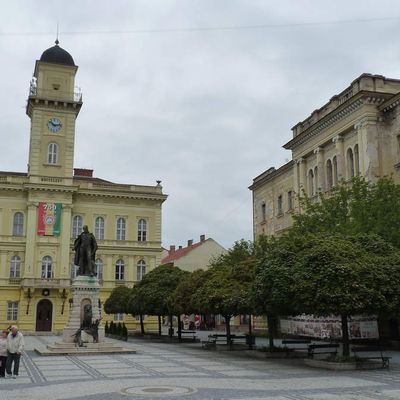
[314,147,325,192]
[59,204,72,280]
[355,117,380,181]
[332,134,345,181]
[297,158,306,195]
[24,202,38,279]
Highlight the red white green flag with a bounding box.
[37,202,62,236]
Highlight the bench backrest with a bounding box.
[309,344,339,349]
[351,346,384,353]
[282,340,311,344]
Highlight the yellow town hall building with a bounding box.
[0,42,167,333]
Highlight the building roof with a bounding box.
[162,238,207,264]
[40,41,75,67]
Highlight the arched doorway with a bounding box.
[36,299,53,332]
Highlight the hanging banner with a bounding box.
[37,202,62,236]
[280,314,379,340]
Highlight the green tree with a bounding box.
[293,177,400,247]
[261,233,400,356]
[132,263,188,336]
[126,284,147,335]
[104,286,131,315]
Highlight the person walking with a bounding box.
[6,325,24,378]
[0,330,8,377]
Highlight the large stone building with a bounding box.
[0,42,167,333]
[250,73,400,237]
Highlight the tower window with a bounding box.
[48,143,58,164]
[41,256,53,279]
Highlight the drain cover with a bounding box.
[122,386,195,397]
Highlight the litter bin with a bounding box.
[246,335,255,346]
[168,327,174,337]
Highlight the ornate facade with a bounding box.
[0,42,167,333]
[250,73,400,237]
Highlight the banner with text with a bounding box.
[37,202,62,236]
[280,314,379,340]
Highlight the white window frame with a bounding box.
[114,313,124,321]
[137,219,147,242]
[10,256,21,278]
[12,212,24,236]
[42,256,53,279]
[95,216,105,240]
[95,258,103,281]
[115,259,124,280]
[72,215,83,238]
[137,259,146,281]
[116,218,126,241]
[7,302,18,321]
[48,142,58,164]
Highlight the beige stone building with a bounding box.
[0,42,166,333]
[250,73,400,237]
[162,235,226,272]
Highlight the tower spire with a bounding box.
[55,21,59,45]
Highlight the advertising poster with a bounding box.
[37,202,62,236]
[280,314,379,339]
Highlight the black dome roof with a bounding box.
[40,41,75,66]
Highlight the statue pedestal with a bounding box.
[62,275,105,343]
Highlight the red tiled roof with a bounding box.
[162,241,204,264]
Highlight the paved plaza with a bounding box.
[0,335,400,399]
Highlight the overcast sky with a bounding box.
[1,1,400,249]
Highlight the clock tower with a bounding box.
[26,40,82,182]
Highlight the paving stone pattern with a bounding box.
[0,335,399,399]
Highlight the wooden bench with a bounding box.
[230,335,247,348]
[202,334,238,349]
[351,346,391,369]
[282,339,311,354]
[308,343,339,359]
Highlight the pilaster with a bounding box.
[24,202,38,278]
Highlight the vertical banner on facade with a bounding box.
[37,202,62,236]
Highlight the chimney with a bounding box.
[178,246,183,250]
[169,245,175,253]
[74,168,94,177]
[200,234,206,242]
[187,239,193,246]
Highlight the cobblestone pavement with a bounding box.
[0,335,400,400]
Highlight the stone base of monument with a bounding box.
[35,341,136,355]
[34,275,136,355]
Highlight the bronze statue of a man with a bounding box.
[74,225,98,277]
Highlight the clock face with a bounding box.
[47,117,62,133]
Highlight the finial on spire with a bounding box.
[55,21,59,45]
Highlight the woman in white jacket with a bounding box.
[6,325,24,378]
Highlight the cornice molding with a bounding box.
[283,91,390,150]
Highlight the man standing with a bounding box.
[74,225,98,276]
[6,325,24,378]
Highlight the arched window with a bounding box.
[95,258,103,281]
[47,143,58,164]
[333,156,338,186]
[95,217,104,240]
[115,259,124,280]
[314,166,319,193]
[308,169,314,196]
[12,212,24,236]
[137,260,146,281]
[354,144,360,175]
[137,219,147,242]
[326,159,333,189]
[42,256,53,279]
[347,148,355,179]
[10,256,21,278]
[72,215,83,238]
[116,218,126,240]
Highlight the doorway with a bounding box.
[36,299,53,332]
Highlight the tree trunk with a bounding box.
[224,315,231,345]
[140,314,145,335]
[267,314,275,350]
[158,315,162,336]
[169,314,173,338]
[341,314,350,357]
[178,315,182,341]
[248,314,253,350]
